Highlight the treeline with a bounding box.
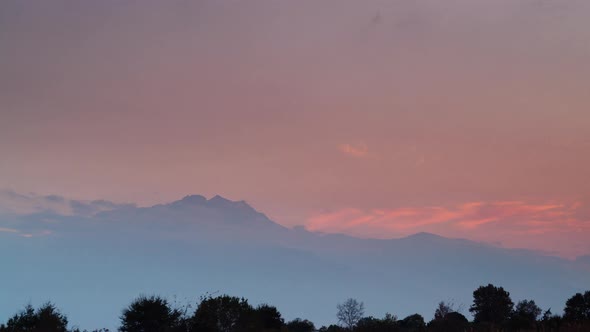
[1,284,589,332]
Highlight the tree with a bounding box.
[510,300,541,330]
[398,314,425,332]
[433,302,452,321]
[355,315,399,332]
[355,317,380,331]
[119,295,183,332]
[286,318,315,332]
[540,309,562,331]
[563,291,590,321]
[252,304,284,331]
[190,295,254,332]
[318,325,343,332]
[469,284,514,327]
[336,298,364,330]
[4,302,68,332]
[428,312,468,332]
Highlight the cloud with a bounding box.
[338,143,368,158]
[306,201,590,258]
[0,226,52,238]
[0,189,134,217]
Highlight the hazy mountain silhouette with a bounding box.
[1,194,589,331]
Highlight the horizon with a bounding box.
[1,189,588,260]
[2,187,589,331]
[1,187,589,331]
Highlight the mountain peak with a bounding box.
[209,196,264,217]
[174,195,207,206]
[168,194,245,211]
[208,194,231,204]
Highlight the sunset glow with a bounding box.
[2,2,590,330]
[306,201,589,258]
[1,1,589,257]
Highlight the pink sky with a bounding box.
[1,0,589,257]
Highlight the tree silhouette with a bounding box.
[4,288,590,332]
[3,302,68,332]
[428,312,468,332]
[510,299,541,330]
[540,309,562,331]
[119,295,183,332]
[398,314,425,332]
[252,304,284,331]
[286,318,315,332]
[190,295,254,332]
[318,325,344,332]
[469,284,514,327]
[336,298,364,330]
[563,291,590,322]
[355,315,399,332]
[433,302,452,321]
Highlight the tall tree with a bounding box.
[119,295,182,332]
[563,291,590,321]
[336,298,364,330]
[469,284,514,327]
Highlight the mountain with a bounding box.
[1,194,589,331]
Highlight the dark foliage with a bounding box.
[252,304,284,332]
[354,315,398,332]
[119,295,183,332]
[428,312,468,332]
[3,286,590,332]
[398,314,425,332]
[319,325,345,332]
[190,295,255,332]
[509,299,541,330]
[1,302,68,332]
[470,284,514,327]
[285,318,315,332]
[540,309,562,331]
[563,291,590,322]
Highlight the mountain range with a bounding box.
[1,193,589,331]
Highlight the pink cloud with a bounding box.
[338,143,368,158]
[306,201,590,258]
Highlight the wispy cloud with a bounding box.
[306,201,590,258]
[0,226,51,238]
[338,143,368,158]
[0,190,134,217]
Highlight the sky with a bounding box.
[1,0,590,258]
